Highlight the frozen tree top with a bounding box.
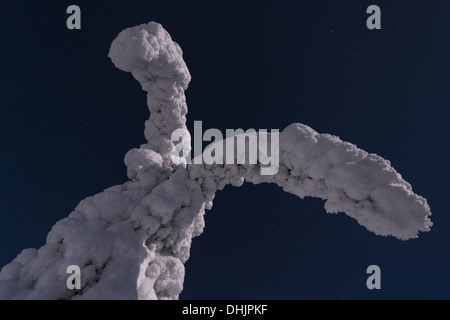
[0,22,431,300]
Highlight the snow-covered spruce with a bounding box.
[0,22,432,299]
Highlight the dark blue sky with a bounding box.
[1,1,449,299]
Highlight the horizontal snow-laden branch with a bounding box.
[188,124,432,241]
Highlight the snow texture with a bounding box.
[0,22,432,299]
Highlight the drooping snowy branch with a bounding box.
[189,124,432,241]
[0,22,431,300]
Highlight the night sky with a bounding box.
[1,1,449,299]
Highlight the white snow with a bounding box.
[0,22,432,300]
